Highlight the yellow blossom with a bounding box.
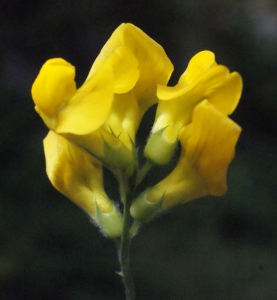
[43,130,123,237]
[32,23,173,170]
[88,23,174,149]
[145,50,242,165]
[89,23,174,115]
[32,46,137,170]
[131,100,241,221]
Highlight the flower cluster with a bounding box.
[32,23,242,236]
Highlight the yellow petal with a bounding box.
[157,64,229,101]
[190,65,230,100]
[31,58,76,119]
[157,83,187,101]
[108,46,139,94]
[89,23,173,112]
[55,59,114,135]
[122,24,174,109]
[178,50,216,84]
[154,64,231,142]
[180,100,241,195]
[44,131,123,237]
[157,51,216,101]
[43,131,114,215]
[208,72,243,115]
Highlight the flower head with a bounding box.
[32,23,173,169]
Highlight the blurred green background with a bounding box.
[1,0,277,299]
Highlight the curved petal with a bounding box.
[111,46,139,94]
[43,131,123,237]
[180,100,241,195]
[190,65,230,100]
[56,60,114,135]
[122,24,174,107]
[88,23,173,112]
[43,130,112,214]
[157,64,229,102]
[178,50,216,84]
[157,83,187,101]
[208,72,243,115]
[31,58,76,118]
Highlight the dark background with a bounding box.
[1,0,277,299]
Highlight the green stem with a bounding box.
[118,170,136,300]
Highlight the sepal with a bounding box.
[101,132,135,173]
[144,127,178,165]
[64,129,135,172]
[96,202,123,238]
[130,189,164,222]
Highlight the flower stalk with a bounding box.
[118,170,137,300]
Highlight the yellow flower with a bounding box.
[145,50,242,165]
[32,23,173,169]
[43,130,123,238]
[32,46,137,170]
[90,23,174,115]
[88,23,173,149]
[131,100,241,221]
